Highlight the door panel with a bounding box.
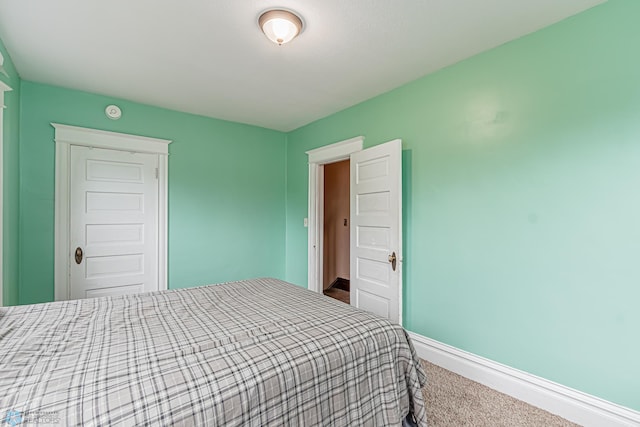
[86,224,145,246]
[85,159,145,182]
[85,254,144,278]
[357,258,390,285]
[350,139,402,324]
[70,146,159,299]
[85,284,144,299]
[356,226,390,250]
[85,192,145,212]
[356,192,390,215]
[356,289,390,319]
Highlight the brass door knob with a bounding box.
[388,251,397,271]
[75,247,83,264]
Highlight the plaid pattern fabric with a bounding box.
[0,278,427,426]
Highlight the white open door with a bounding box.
[69,146,159,299]
[350,139,402,324]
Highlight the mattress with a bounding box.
[0,278,427,426]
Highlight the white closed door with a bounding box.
[69,146,159,299]
[350,139,402,324]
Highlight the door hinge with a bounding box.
[155,168,159,179]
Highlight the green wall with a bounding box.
[19,82,287,304]
[1,37,20,306]
[285,0,639,411]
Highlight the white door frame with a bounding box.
[0,81,12,306]
[306,136,363,293]
[53,124,172,301]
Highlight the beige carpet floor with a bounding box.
[420,360,579,426]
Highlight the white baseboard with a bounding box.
[408,332,640,427]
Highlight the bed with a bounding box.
[0,278,427,426]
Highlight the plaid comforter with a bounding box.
[0,278,427,426]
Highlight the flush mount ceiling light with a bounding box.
[258,9,303,45]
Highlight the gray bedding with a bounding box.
[0,278,427,426]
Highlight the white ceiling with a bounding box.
[0,0,605,132]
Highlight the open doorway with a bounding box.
[322,159,350,304]
[306,136,363,300]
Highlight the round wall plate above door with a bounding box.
[105,105,122,120]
